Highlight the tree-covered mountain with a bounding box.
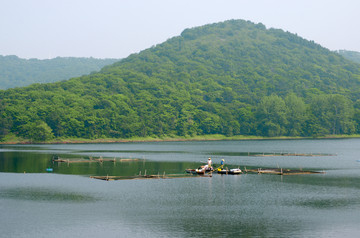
[0,56,119,89]
[337,50,360,64]
[1,19,360,142]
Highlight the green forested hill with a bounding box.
[337,50,360,64]
[1,20,360,142]
[0,56,119,89]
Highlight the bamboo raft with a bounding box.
[90,175,164,181]
[211,152,336,157]
[52,156,139,163]
[243,167,325,175]
[253,152,335,157]
[90,173,201,181]
[90,166,324,181]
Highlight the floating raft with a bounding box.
[244,168,325,175]
[91,167,324,181]
[210,152,336,157]
[53,158,99,163]
[90,173,198,181]
[53,156,139,163]
[253,153,335,157]
[186,166,325,176]
[90,175,164,181]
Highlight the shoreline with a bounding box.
[1,134,359,145]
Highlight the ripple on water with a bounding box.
[0,187,97,203]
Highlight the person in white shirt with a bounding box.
[207,158,212,170]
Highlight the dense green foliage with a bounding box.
[0,56,119,89]
[1,20,360,142]
[338,50,360,64]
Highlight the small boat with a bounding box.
[46,167,53,172]
[186,167,213,175]
[217,168,242,175]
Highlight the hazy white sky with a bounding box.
[1,0,359,59]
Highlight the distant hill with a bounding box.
[0,56,119,89]
[1,19,360,142]
[337,50,360,64]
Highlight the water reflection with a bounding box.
[0,151,202,176]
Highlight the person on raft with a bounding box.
[203,158,213,170]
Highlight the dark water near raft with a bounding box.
[1,139,360,237]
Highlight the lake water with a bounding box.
[1,139,360,237]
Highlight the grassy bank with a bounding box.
[1,133,360,145]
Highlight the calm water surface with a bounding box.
[1,139,360,237]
